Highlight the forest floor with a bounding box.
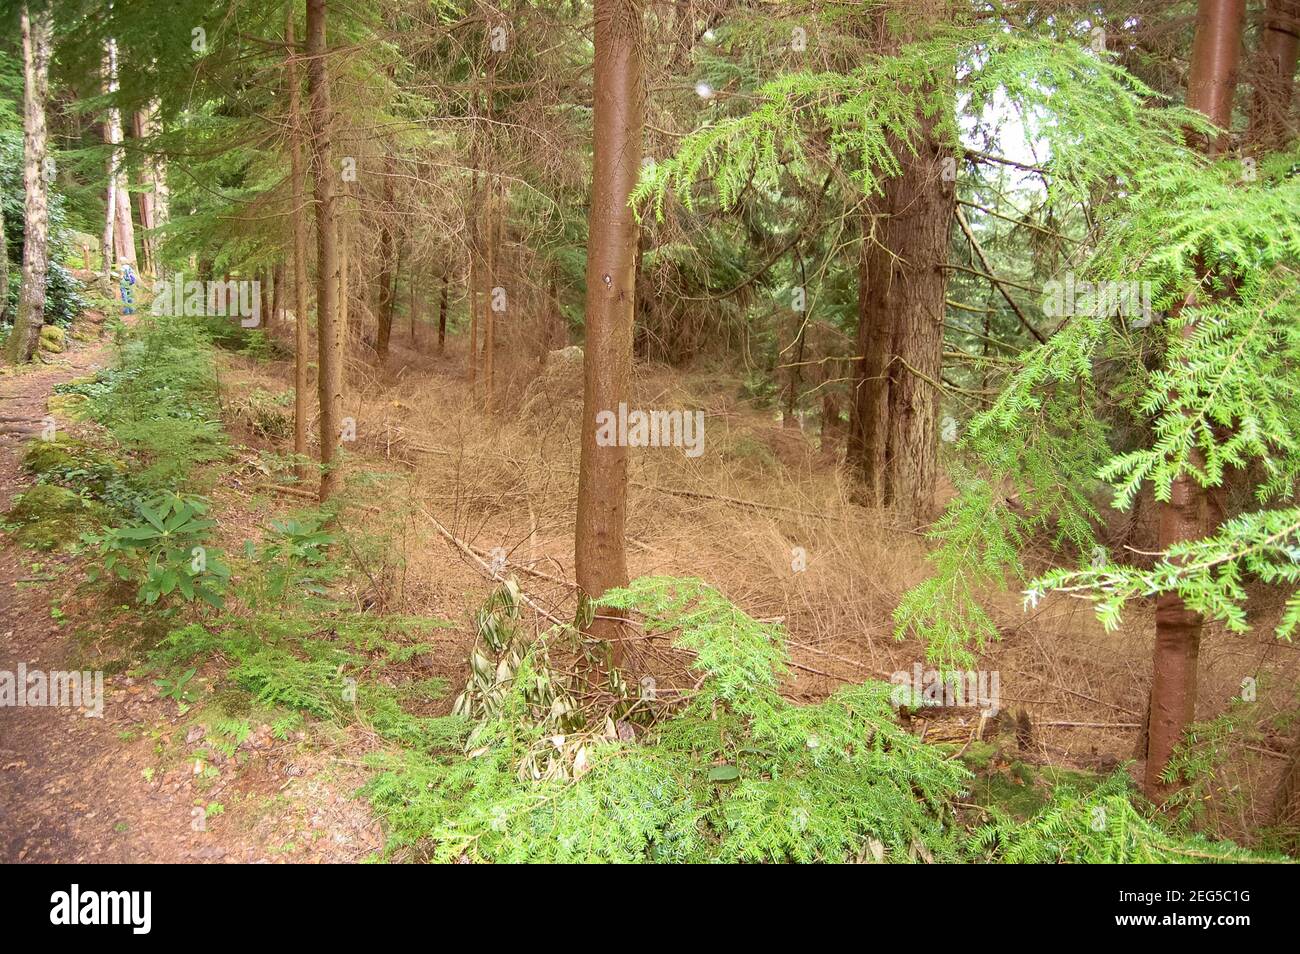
[0,322,379,863]
[3,302,1297,861]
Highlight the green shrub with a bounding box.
[364,577,971,863]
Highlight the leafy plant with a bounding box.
[156,667,199,704]
[86,493,230,608]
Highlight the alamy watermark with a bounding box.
[150,272,262,327]
[0,663,103,718]
[890,663,1000,715]
[1041,273,1152,325]
[595,402,705,458]
[50,884,150,934]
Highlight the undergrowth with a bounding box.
[13,313,1286,864]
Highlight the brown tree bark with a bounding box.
[483,179,499,411]
[574,0,643,663]
[131,110,158,277]
[848,115,955,519]
[305,0,344,502]
[375,155,397,357]
[1143,0,1246,802]
[409,271,418,345]
[1271,727,1300,839]
[467,173,480,386]
[437,270,448,353]
[1247,0,1300,150]
[100,40,136,276]
[286,6,312,482]
[7,3,52,365]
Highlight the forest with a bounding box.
[0,0,1298,875]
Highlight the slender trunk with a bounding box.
[574,0,643,662]
[286,7,312,481]
[409,271,417,344]
[261,268,274,331]
[131,107,165,278]
[0,180,9,329]
[1143,0,1246,802]
[1247,0,1300,150]
[437,271,448,353]
[483,179,498,410]
[131,114,155,277]
[7,4,52,365]
[272,261,285,324]
[305,0,344,502]
[783,251,807,428]
[375,155,396,357]
[468,175,479,385]
[101,40,135,274]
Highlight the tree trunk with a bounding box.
[375,155,396,357]
[305,0,344,502]
[848,115,954,518]
[483,179,499,411]
[131,111,156,277]
[339,214,349,365]
[101,40,136,276]
[0,179,9,329]
[1143,0,1246,802]
[261,268,274,331]
[574,0,643,662]
[1270,727,1300,839]
[437,270,448,353]
[409,271,417,345]
[1247,0,1300,151]
[7,4,52,365]
[131,104,168,278]
[286,7,312,482]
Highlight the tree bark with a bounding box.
[409,270,418,345]
[574,0,643,663]
[101,40,136,276]
[1247,0,1300,151]
[1143,0,1246,802]
[483,178,499,411]
[375,154,396,357]
[0,198,7,330]
[286,6,312,482]
[848,114,955,518]
[131,111,156,277]
[305,0,344,502]
[437,270,448,353]
[131,103,168,279]
[7,4,52,365]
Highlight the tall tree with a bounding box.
[287,5,312,478]
[131,105,168,278]
[375,154,397,357]
[847,20,955,520]
[437,269,448,353]
[7,2,52,365]
[305,0,344,502]
[1247,0,1299,150]
[100,38,136,278]
[1143,0,1247,801]
[574,0,644,662]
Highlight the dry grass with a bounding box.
[214,316,1300,845]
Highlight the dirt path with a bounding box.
[0,333,380,863]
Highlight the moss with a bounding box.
[22,434,129,500]
[2,484,110,551]
[39,325,66,353]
